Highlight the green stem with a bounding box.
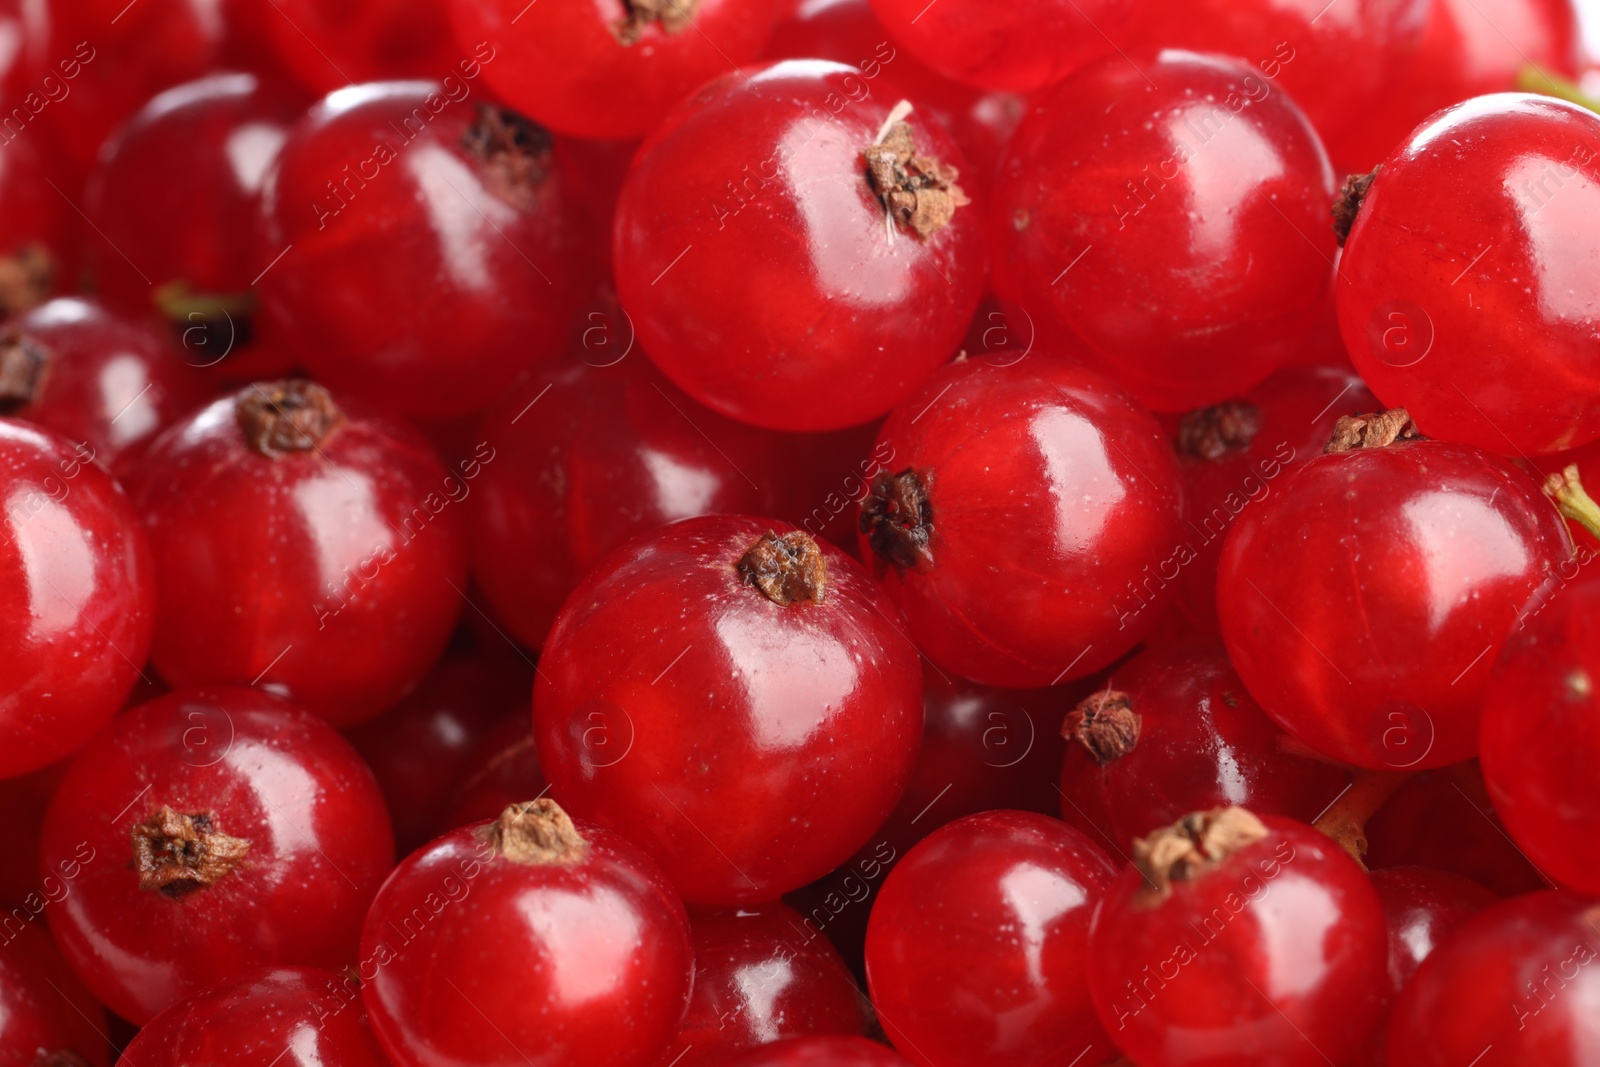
[1517,67,1600,115]
[1545,464,1600,543]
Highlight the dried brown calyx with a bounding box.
[0,331,50,413]
[1064,690,1141,765]
[0,244,55,319]
[235,380,344,458]
[484,799,587,865]
[1177,400,1262,460]
[1132,806,1268,905]
[1332,166,1380,246]
[864,102,970,240]
[610,0,699,44]
[860,468,933,571]
[462,106,553,211]
[133,807,251,898]
[738,530,828,606]
[1324,408,1420,453]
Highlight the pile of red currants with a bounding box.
[2,0,1599,1064]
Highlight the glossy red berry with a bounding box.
[1171,365,1378,632]
[1385,890,1600,1066]
[467,356,780,651]
[40,687,393,1024]
[1087,808,1387,1067]
[858,354,1185,687]
[1218,425,1572,769]
[86,72,305,380]
[119,966,388,1066]
[446,0,778,140]
[1125,0,1430,168]
[613,61,986,431]
[868,0,1129,93]
[991,50,1336,411]
[1059,641,1350,854]
[440,712,548,833]
[260,0,460,93]
[866,810,1117,1067]
[0,924,109,1067]
[362,800,694,1067]
[346,642,534,853]
[1481,575,1600,893]
[728,1036,913,1066]
[1336,94,1600,456]
[663,904,867,1066]
[535,517,923,905]
[0,131,73,318]
[0,297,209,476]
[0,418,154,779]
[130,380,468,725]
[260,84,595,417]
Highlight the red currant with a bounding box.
[346,642,534,853]
[1218,417,1572,768]
[1336,94,1600,456]
[440,712,548,834]
[991,50,1337,411]
[362,800,694,1067]
[868,0,1129,93]
[858,354,1185,687]
[259,85,596,417]
[445,0,778,140]
[130,380,468,725]
[0,418,154,779]
[86,72,306,381]
[1059,641,1350,854]
[1480,575,1600,893]
[866,810,1117,1067]
[728,1036,913,1066]
[1125,0,1430,168]
[664,904,867,1066]
[0,131,73,318]
[1,297,209,476]
[0,923,109,1067]
[1172,364,1378,632]
[0,763,62,906]
[1385,890,1600,1066]
[118,966,387,1066]
[39,687,394,1024]
[535,517,923,905]
[613,61,985,431]
[259,0,460,93]
[467,356,780,651]
[1087,808,1387,1067]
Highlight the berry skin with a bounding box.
[361,800,694,1067]
[727,1036,915,1066]
[1124,0,1430,169]
[446,0,779,140]
[0,130,73,319]
[865,810,1117,1067]
[535,517,924,906]
[1059,641,1350,854]
[130,380,468,726]
[1336,94,1600,456]
[260,0,460,93]
[1480,576,1600,893]
[467,357,780,652]
[1172,365,1378,632]
[0,418,155,779]
[0,297,209,476]
[1087,808,1387,1067]
[1218,428,1572,769]
[1385,890,1600,1066]
[117,966,389,1066]
[260,83,596,418]
[85,72,306,381]
[439,712,548,834]
[858,354,1185,688]
[867,0,1129,93]
[0,923,110,1067]
[991,50,1337,411]
[39,688,394,1024]
[613,60,986,432]
[663,904,868,1066]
